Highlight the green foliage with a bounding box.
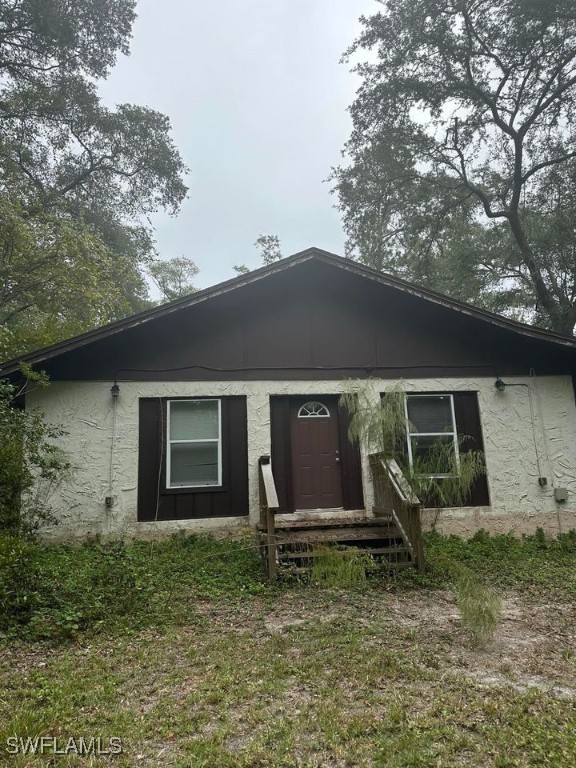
[0,199,150,358]
[26,540,152,641]
[310,546,369,588]
[0,376,70,536]
[0,534,40,630]
[341,383,407,459]
[424,529,576,598]
[234,234,283,274]
[0,0,188,358]
[406,439,486,513]
[334,0,576,334]
[255,234,283,265]
[0,533,266,642]
[447,561,502,647]
[149,255,199,302]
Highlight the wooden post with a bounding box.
[410,503,425,574]
[266,507,277,581]
[258,458,267,529]
[258,455,279,581]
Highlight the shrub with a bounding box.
[0,532,40,629]
[0,372,71,537]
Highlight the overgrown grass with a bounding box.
[422,528,576,599]
[310,545,370,588]
[0,532,267,641]
[1,588,575,766]
[2,529,576,764]
[3,527,576,643]
[454,563,502,646]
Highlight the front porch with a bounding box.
[257,453,425,580]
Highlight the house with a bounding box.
[2,247,576,546]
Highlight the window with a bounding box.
[298,401,330,418]
[167,399,221,488]
[405,394,459,477]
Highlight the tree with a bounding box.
[149,256,199,302]
[233,234,283,274]
[254,234,283,265]
[333,0,576,334]
[0,0,188,356]
[0,198,152,359]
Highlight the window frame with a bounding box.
[405,393,460,478]
[166,398,222,489]
[297,401,331,418]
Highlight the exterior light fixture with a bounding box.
[494,378,506,392]
[110,382,120,399]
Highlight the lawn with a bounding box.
[1,532,576,767]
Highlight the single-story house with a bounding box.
[2,247,576,541]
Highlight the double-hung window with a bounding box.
[167,399,222,488]
[405,394,459,477]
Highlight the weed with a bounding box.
[424,529,576,599]
[1,533,266,641]
[310,545,369,588]
[454,563,502,647]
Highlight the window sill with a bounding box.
[163,485,227,495]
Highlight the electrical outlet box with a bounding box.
[105,496,114,507]
[538,477,548,487]
[554,487,568,503]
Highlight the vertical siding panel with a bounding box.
[270,397,293,512]
[137,399,162,521]
[191,494,212,519]
[338,401,365,510]
[227,397,249,516]
[453,392,490,506]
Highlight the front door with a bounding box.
[290,398,343,510]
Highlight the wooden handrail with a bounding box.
[369,453,425,573]
[258,456,279,580]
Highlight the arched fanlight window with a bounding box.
[298,401,330,418]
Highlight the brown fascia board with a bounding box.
[1,246,576,376]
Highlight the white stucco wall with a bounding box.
[27,376,576,539]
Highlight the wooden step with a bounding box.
[271,527,404,545]
[257,516,393,532]
[278,546,410,560]
[284,559,414,575]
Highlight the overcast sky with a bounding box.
[98,0,377,288]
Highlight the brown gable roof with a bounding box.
[1,246,575,377]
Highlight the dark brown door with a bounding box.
[290,398,343,510]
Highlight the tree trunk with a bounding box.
[507,213,572,334]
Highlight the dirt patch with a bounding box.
[189,587,576,703]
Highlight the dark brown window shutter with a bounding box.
[452,392,490,506]
[270,397,294,512]
[138,399,163,521]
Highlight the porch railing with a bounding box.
[258,455,279,580]
[369,453,425,573]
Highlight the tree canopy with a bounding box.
[0,0,190,359]
[333,0,576,334]
[149,256,199,302]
